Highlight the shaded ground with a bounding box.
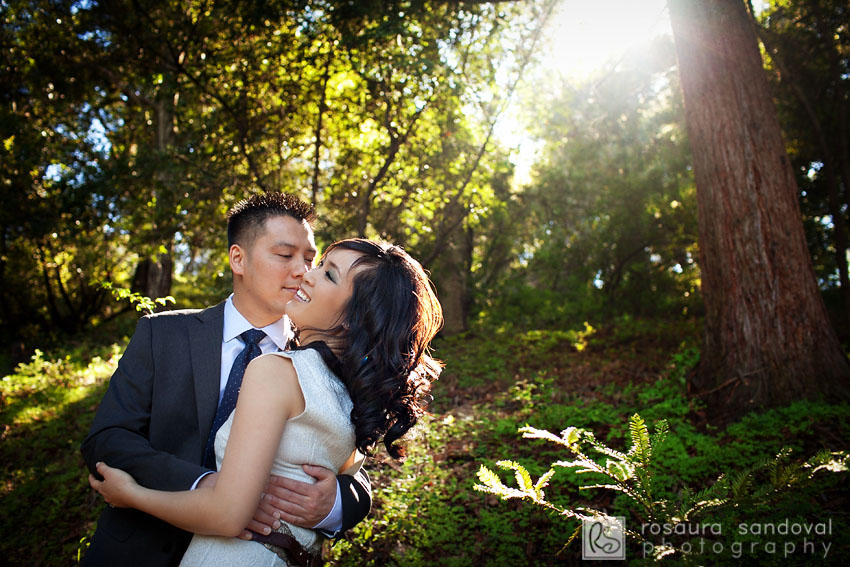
[2,318,849,566]
[329,320,850,566]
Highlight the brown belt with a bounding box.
[249,529,323,567]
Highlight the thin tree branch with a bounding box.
[422,0,558,266]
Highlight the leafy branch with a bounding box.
[101,282,175,314]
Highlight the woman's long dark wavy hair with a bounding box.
[294,238,443,459]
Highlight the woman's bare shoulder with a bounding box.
[245,353,298,385]
[242,353,305,414]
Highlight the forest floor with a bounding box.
[2,317,849,566]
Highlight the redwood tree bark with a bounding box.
[668,0,850,419]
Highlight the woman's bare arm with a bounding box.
[90,354,305,537]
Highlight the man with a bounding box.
[81,192,371,566]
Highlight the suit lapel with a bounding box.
[190,302,225,446]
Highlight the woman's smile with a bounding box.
[294,288,311,303]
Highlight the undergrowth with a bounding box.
[2,317,848,566]
[1,342,122,565]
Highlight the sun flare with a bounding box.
[543,0,672,79]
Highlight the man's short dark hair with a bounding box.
[226,192,316,249]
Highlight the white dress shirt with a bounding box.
[219,296,293,401]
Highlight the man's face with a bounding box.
[232,214,317,326]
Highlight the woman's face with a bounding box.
[285,247,364,343]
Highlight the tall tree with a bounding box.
[668,0,850,419]
[746,0,850,331]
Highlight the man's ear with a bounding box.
[229,244,246,276]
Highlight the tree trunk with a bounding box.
[668,0,850,419]
[746,8,850,329]
[432,228,472,335]
[133,75,178,303]
[132,252,174,303]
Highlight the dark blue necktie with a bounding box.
[203,329,266,469]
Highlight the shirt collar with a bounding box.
[223,295,291,350]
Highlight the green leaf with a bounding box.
[562,426,581,445]
[628,413,652,465]
[475,465,505,491]
[606,460,633,481]
[535,469,556,496]
[496,460,535,492]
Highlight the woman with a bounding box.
[89,239,443,566]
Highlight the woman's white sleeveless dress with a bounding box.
[179,349,362,566]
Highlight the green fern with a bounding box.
[476,461,555,503]
[628,413,652,465]
[475,413,849,560]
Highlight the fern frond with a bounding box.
[651,545,678,560]
[652,419,669,448]
[728,469,753,498]
[628,413,652,465]
[473,483,535,500]
[692,481,725,505]
[560,524,582,554]
[583,433,629,461]
[475,465,505,491]
[495,460,535,492]
[689,497,730,514]
[535,469,557,495]
[631,467,653,502]
[606,459,634,481]
[554,459,603,475]
[474,466,536,501]
[765,448,792,482]
[519,425,566,445]
[808,450,849,474]
[772,462,803,489]
[478,415,850,559]
[581,483,632,492]
[560,426,582,446]
[676,487,694,520]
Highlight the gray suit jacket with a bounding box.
[81,302,370,567]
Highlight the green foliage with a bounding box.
[518,323,596,353]
[100,281,175,314]
[1,341,122,565]
[475,413,849,562]
[428,328,516,392]
[327,322,850,565]
[494,34,701,327]
[666,345,700,384]
[474,276,605,331]
[3,0,845,350]
[3,315,849,566]
[3,0,559,344]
